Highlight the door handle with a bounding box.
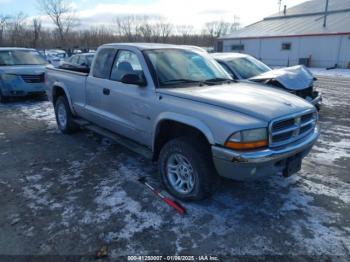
[103,88,110,95]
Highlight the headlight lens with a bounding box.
[1,74,18,81]
[225,128,268,150]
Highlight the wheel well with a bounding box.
[153,120,211,161]
[52,86,66,105]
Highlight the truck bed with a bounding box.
[46,65,89,76]
[46,66,88,109]
[58,63,90,74]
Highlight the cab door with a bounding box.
[100,49,154,145]
[84,48,117,125]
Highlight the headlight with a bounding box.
[225,128,268,150]
[1,74,18,81]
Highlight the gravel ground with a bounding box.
[0,76,349,261]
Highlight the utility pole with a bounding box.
[278,0,282,14]
[323,0,329,27]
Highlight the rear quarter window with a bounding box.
[92,48,117,79]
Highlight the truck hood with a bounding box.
[0,65,46,75]
[249,65,314,90]
[157,82,314,121]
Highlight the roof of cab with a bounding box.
[210,52,250,60]
[102,43,200,50]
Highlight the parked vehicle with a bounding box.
[46,49,68,67]
[60,53,95,69]
[211,53,322,109]
[46,43,319,200]
[0,48,48,103]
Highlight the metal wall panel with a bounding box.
[222,35,350,68]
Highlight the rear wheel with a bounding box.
[159,137,218,201]
[54,96,78,134]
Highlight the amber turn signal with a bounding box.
[224,140,268,150]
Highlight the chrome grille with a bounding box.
[269,110,317,148]
[20,74,45,83]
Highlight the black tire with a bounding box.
[0,90,8,103]
[158,137,218,201]
[54,96,78,134]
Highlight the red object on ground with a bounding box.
[138,177,186,215]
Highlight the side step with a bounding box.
[73,119,153,160]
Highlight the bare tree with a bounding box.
[7,12,28,46]
[1,8,221,49]
[176,25,194,36]
[32,18,42,48]
[0,14,11,46]
[137,16,154,42]
[37,0,78,46]
[154,18,173,43]
[175,25,194,44]
[204,18,240,39]
[114,15,139,41]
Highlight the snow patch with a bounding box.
[94,178,163,241]
[14,102,58,132]
[309,68,350,79]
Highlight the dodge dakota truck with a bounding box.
[46,43,320,200]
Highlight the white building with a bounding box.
[216,0,350,68]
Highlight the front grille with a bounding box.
[269,110,317,147]
[20,74,45,83]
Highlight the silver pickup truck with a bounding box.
[46,43,320,200]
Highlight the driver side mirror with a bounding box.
[121,73,147,87]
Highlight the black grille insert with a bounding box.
[20,74,45,83]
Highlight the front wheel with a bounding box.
[54,96,78,134]
[158,137,218,201]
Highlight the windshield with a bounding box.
[226,56,271,79]
[0,50,47,66]
[144,49,231,87]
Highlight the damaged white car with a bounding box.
[212,53,322,110]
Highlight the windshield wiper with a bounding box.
[160,79,204,86]
[160,78,236,87]
[203,78,236,84]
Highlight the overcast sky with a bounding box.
[1,0,309,30]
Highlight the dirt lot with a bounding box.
[0,76,349,261]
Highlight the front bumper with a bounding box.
[1,80,46,97]
[212,126,320,181]
[309,92,322,107]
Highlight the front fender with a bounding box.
[153,112,215,151]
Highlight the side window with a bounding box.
[219,61,237,79]
[93,48,117,79]
[70,55,79,64]
[231,44,244,51]
[110,50,143,82]
[80,57,87,65]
